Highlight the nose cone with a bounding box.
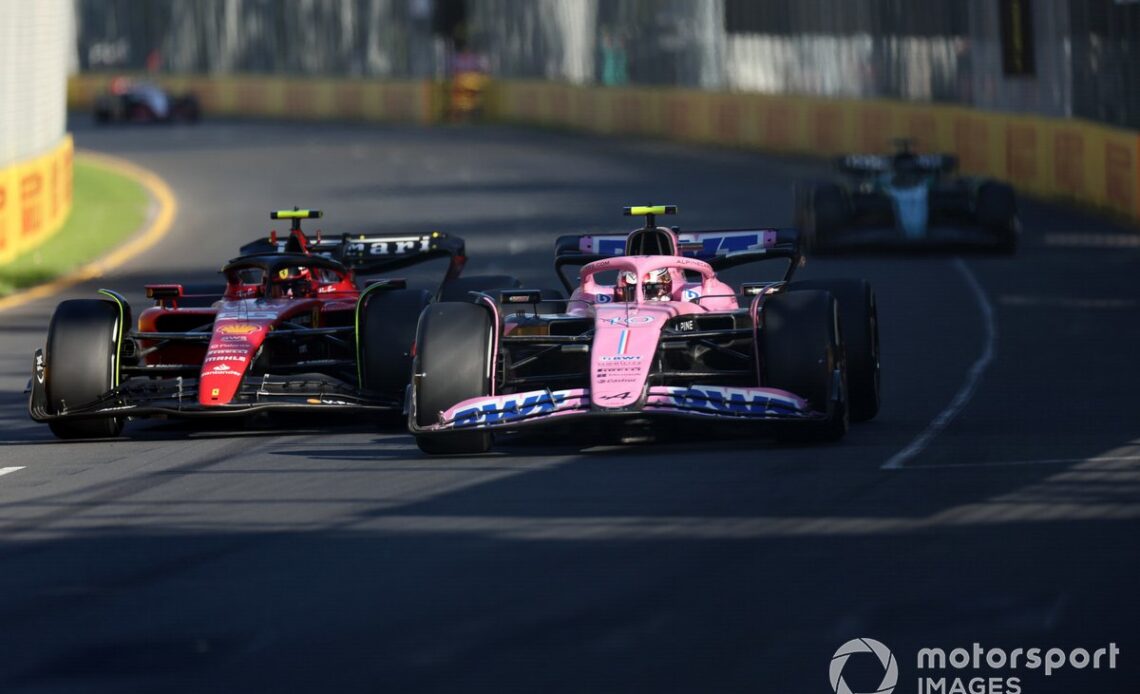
[590,306,669,409]
[198,322,268,406]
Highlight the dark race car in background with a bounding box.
[93,77,201,124]
[408,205,880,455]
[28,208,528,439]
[795,140,1019,254]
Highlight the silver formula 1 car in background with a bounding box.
[795,139,1019,254]
[93,78,201,124]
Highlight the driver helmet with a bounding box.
[643,268,672,301]
[614,270,638,302]
[276,266,314,298]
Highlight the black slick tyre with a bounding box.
[45,299,125,439]
[976,181,1018,254]
[807,183,848,253]
[762,290,848,442]
[413,302,494,454]
[786,279,879,421]
[358,288,432,399]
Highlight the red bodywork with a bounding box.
[134,228,369,406]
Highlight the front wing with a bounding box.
[409,385,825,434]
[27,351,401,422]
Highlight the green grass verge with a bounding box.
[0,159,149,296]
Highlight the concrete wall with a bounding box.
[0,0,75,263]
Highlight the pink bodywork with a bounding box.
[571,254,737,409]
[419,234,819,431]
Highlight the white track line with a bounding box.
[0,467,25,477]
[894,455,1140,470]
[882,258,996,470]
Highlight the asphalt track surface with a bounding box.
[1,118,1138,693]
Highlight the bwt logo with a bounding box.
[831,638,898,694]
[667,386,799,415]
[453,392,567,427]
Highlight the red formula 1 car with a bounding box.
[407,205,880,454]
[28,209,525,439]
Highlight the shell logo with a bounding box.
[218,323,259,335]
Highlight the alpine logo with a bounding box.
[598,392,631,401]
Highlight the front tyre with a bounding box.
[45,300,125,439]
[358,288,432,400]
[786,279,879,421]
[413,302,494,454]
[762,290,848,442]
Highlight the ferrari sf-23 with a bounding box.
[28,208,525,439]
[408,205,880,454]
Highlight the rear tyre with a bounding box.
[976,181,1018,254]
[786,279,879,421]
[805,183,848,253]
[359,288,432,399]
[436,274,521,302]
[413,302,494,454]
[762,290,848,442]
[45,300,125,439]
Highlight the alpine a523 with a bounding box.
[408,205,881,454]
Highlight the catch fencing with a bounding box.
[73,0,1140,128]
[68,0,1140,224]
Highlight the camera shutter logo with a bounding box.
[830,638,898,694]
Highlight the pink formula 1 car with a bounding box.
[407,206,880,454]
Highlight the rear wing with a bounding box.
[240,231,467,280]
[553,228,799,292]
[837,153,958,176]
